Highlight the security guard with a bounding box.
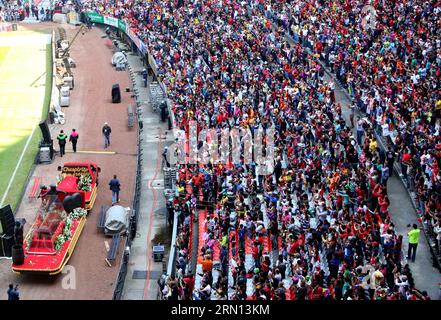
[57,130,68,157]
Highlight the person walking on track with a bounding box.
[102,122,112,148]
[109,175,120,205]
[69,129,79,152]
[407,224,420,262]
[57,130,67,157]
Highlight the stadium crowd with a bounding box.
[0,0,55,21]
[0,0,21,21]
[80,0,439,300]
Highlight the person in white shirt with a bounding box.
[356,116,365,145]
[433,220,441,256]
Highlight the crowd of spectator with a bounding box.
[0,0,21,21]
[270,0,441,263]
[0,0,54,22]
[158,196,196,300]
[80,0,439,300]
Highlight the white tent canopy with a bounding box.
[104,205,129,235]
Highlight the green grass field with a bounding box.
[0,31,52,212]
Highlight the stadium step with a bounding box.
[196,209,207,264]
[212,241,221,261]
[195,264,203,289]
[245,254,254,271]
[246,278,254,298]
[211,266,220,300]
[284,278,294,300]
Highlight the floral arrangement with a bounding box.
[55,217,73,251]
[70,207,87,220]
[77,174,92,192]
[63,218,72,237]
[55,234,66,251]
[25,237,31,252]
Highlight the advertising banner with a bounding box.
[104,16,119,28]
[86,12,104,24]
[118,19,127,33]
[84,12,153,62]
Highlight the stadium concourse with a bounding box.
[0,22,137,299]
[79,0,441,301]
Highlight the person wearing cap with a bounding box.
[69,129,79,153]
[57,129,67,157]
[102,122,112,148]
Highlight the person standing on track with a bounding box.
[57,130,67,157]
[102,122,112,148]
[142,68,148,87]
[109,174,120,205]
[69,129,79,153]
[349,103,356,128]
[386,147,396,177]
[356,116,364,146]
[407,224,420,263]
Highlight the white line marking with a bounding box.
[0,122,39,207]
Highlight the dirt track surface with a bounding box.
[0,23,137,300]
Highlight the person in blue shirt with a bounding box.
[7,284,19,300]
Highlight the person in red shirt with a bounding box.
[401,148,412,186]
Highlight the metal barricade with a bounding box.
[149,81,165,113]
[127,105,134,128]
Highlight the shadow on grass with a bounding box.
[0,132,40,211]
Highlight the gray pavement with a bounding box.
[121,50,173,300]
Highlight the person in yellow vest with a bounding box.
[407,224,420,262]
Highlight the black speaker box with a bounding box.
[0,205,15,237]
[39,120,52,143]
[0,234,14,257]
[112,84,121,103]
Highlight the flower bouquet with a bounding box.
[78,174,92,192]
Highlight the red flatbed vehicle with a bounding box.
[11,162,100,275]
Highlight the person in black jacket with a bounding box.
[386,147,396,177]
[102,122,111,148]
[69,129,79,152]
[109,175,120,205]
[57,130,67,157]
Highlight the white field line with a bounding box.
[0,119,39,207]
[0,39,48,207]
